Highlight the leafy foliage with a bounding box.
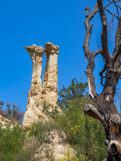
[56,79,107,161]
[29,121,55,144]
[0,123,26,161]
[55,97,107,161]
[58,78,88,108]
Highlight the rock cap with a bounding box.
[24,45,44,54]
[44,42,59,55]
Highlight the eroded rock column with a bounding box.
[23,45,49,129]
[42,42,59,106]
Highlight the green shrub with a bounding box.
[0,122,25,161]
[56,79,107,161]
[0,78,107,161]
[55,97,107,161]
[28,96,107,161]
[29,121,56,144]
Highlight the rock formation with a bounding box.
[0,113,11,128]
[23,42,60,128]
[33,130,76,161]
[23,45,50,129]
[0,112,19,128]
[42,42,59,107]
[20,43,77,160]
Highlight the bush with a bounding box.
[29,121,56,144]
[0,123,25,161]
[0,78,107,161]
[28,96,107,161]
[55,97,107,161]
[0,99,106,161]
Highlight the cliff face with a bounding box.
[22,42,59,129]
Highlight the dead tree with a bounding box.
[83,0,121,160]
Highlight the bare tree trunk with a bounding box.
[83,1,121,160]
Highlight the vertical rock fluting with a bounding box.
[23,45,49,129]
[42,42,59,107]
[25,45,43,106]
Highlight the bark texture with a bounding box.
[83,1,121,160]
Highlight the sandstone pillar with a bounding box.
[25,45,44,108]
[42,42,59,106]
[23,45,49,129]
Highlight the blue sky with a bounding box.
[0,0,120,112]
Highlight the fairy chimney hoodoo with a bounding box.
[23,42,59,128]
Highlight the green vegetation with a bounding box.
[55,98,107,161]
[0,123,26,161]
[0,79,107,161]
[29,121,54,144]
[58,78,88,108]
[29,79,107,161]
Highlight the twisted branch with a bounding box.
[97,0,111,63]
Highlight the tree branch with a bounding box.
[83,3,98,101]
[83,4,98,56]
[97,0,111,62]
[93,49,102,57]
[117,67,121,74]
[113,0,120,17]
[112,17,121,66]
[104,8,119,19]
[84,104,104,123]
[112,38,121,64]
[99,64,106,86]
[104,0,121,10]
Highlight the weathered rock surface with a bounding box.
[23,43,60,128]
[0,112,19,128]
[0,113,11,127]
[42,42,59,107]
[23,45,50,129]
[33,130,76,161]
